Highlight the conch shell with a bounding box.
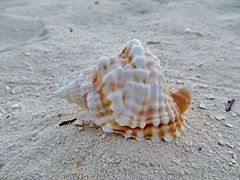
[56,39,192,143]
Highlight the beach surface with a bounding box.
[0,0,240,179]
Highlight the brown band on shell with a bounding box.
[107,116,184,141]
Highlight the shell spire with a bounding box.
[56,39,192,143]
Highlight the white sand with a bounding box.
[0,0,240,179]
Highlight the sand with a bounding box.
[0,0,240,179]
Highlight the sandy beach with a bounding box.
[0,0,240,179]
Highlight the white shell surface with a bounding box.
[56,39,191,142]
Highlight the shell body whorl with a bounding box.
[57,39,192,142]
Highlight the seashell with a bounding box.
[56,39,192,142]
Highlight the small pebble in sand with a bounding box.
[147,41,160,45]
[217,139,224,146]
[199,103,206,109]
[24,52,31,56]
[224,123,233,128]
[199,84,208,89]
[78,127,84,131]
[75,159,81,167]
[226,143,234,149]
[231,112,237,117]
[185,141,193,147]
[206,95,215,100]
[73,119,84,127]
[71,172,77,175]
[185,28,192,33]
[40,113,45,117]
[74,149,79,152]
[12,104,21,110]
[185,28,203,36]
[215,115,225,121]
[176,80,184,85]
